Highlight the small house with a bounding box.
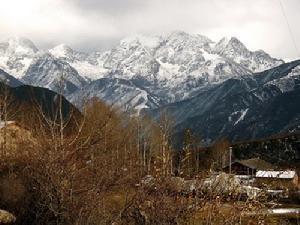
[223,158,274,176]
[255,170,299,189]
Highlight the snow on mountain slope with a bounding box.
[0,69,23,87]
[214,37,283,72]
[89,32,256,105]
[102,32,254,86]
[0,37,38,78]
[102,35,161,81]
[121,34,162,49]
[22,53,87,95]
[96,31,282,104]
[49,44,75,59]
[69,78,163,113]
[265,64,300,93]
[5,37,38,55]
[73,32,282,104]
[49,44,109,80]
[0,32,284,86]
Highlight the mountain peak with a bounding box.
[216,36,246,49]
[167,31,213,45]
[49,44,73,58]
[195,34,214,44]
[228,37,247,48]
[4,36,38,55]
[214,36,250,58]
[168,30,190,38]
[120,34,162,49]
[215,36,230,46]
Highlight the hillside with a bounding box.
[148,60,300,145]
[232,133,300,168]
[0,82,81,131]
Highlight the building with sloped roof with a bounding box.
[255,170,299,189]
[223,158,275,176]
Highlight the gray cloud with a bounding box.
[69,0,146,14]
[0,0,299,59]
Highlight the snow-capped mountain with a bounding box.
[68,31,284,110]
[0,32,285,111]
[101,31,282,83]
[98,31,282,103]
[49,44,108,81]
[214,37,283,72]
[22,53,87,95]
[0,37,38,78]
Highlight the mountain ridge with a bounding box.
[0,32,286,112]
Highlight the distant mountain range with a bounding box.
[0,32,299,144]
[0,32,283,110]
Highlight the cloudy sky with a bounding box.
[0,0,299,60]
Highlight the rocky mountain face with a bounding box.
[91,32,282,104]
[69,78,163,113]
[22,53,87,95]
[0,32,283,112]
[0,37,38,78]
[148,60,300,145]
[49,44,107,81]
[214,37,282,73]
[0,69,23,87]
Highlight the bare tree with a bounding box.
[0,80,20,155]
[154,111,174,177]
[210,138,231,171]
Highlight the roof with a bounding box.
[256,170,297,179]
[225,158,274,170]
